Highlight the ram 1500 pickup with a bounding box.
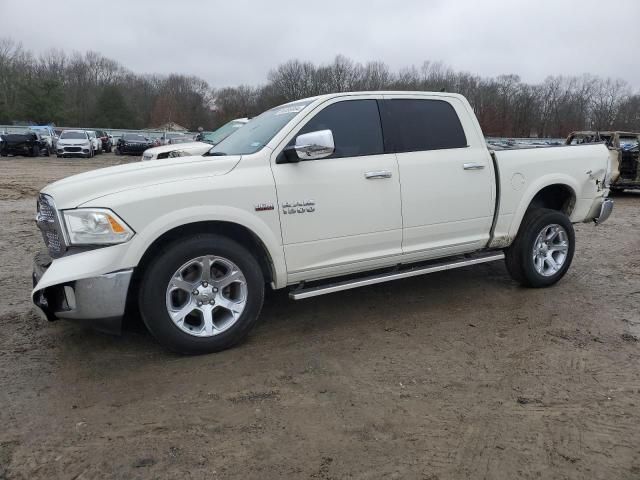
[32,92,614,354]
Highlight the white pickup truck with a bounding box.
[32,91,614,354]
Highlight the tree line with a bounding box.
[1,38,639,137]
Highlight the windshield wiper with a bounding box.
[205,151,227,156]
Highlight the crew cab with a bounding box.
[32,92,613,354]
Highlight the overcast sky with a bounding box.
[2,0,639,89]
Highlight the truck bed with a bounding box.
[489,143,610,247]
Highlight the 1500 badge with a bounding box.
[282,200,315,214]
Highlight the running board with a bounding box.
[289,252,505,300]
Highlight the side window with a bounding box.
[382,99,467,152]
[295,99,384,158]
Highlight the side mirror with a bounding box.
[277,129,335,163]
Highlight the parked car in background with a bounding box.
[167,136,194,145]
[141,142,214,161]
[56,130,93,158]
[115,133,154,155]
[85,130,101,154]
[1,131,49,157]
[29,126,57,151]
[566,131,640,191]
[200,118,249,145]
[95,130,112,153]
[32,92,613,354]
[141,118,249,161]
[160,132,189,145]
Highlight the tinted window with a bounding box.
[381,99,467,152]
[296,99,383,158]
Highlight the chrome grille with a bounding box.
[36,194,67,258]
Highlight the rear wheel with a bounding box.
[505,208,575,288]
[139,234,265,354]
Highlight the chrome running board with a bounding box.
[289,251,505,300]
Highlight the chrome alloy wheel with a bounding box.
[532,224,569,277]
[165,255,248,337]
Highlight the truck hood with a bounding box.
[42,154,242,208]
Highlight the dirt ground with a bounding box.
[1,154,639,480]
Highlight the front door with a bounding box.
[271,96,402,280]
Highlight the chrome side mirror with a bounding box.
[276,129,335,164]
[294,129,335,160]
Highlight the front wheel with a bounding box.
[139,234,265,354]
[505,208,575,288]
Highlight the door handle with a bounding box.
[463,163,485,170]
[365,170,392,179]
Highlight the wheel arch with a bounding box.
[508,179,578,240]
[133,220,278,287]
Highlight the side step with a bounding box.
[289,251,505,300]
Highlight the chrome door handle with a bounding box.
[365,170,392,179]
[463,163,485,170]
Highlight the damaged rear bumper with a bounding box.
[32,252,132,334]
[594,198,614,224]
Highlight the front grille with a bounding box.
[36,194,67,258]
[64,146,81,152]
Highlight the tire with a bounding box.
[56,154,62,158]
[44,147,50,157]
[505,208,575,288]
[114,147,120,155]
[31,145,40,157]
[139,234,265,354]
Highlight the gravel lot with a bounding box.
[1,154,639,479]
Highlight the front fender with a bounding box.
[118,206,287,288]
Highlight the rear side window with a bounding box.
[296,99,384,158]
[381,99,467,152]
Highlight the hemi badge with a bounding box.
[255,203,274,211]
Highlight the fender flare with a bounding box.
[508,174,578,240]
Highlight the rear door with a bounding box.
[271,96,403,279]
[380,95,495,259]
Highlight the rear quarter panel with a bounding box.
[490,143,609,247]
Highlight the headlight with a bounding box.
[62,208,134,245]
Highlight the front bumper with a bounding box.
[32,252,133,334]
[57,146,91,156]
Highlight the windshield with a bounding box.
[202,120,246,145]
[124,133,149,141]
[209,100,314,155]
[619,136,639,146]
[60,131,86,140]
